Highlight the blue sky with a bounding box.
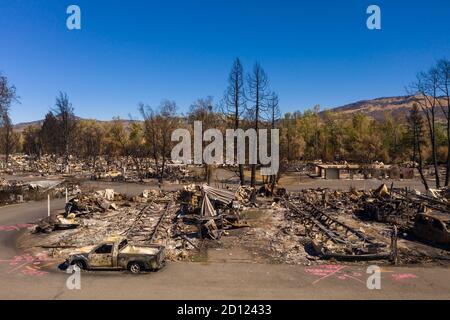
[1,0,449,123]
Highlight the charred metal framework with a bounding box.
[284,195,396,261]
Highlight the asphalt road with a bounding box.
[0,188,449,299]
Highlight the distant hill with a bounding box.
[328,95,447,122]
[14,95,448,130]
[13,120,45,131]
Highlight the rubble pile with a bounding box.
[32,189,188,260]
[281,185,449,263]
[176,184,253,240]
[132,189,174,203]
[284,194,395,261]
[287,185,425,230]
[0,178,80,206]
[235,185,254,203]
[1,154,87,175]
[425,187,450,204]
[1,155,199,183]
[29,184,255,262]
[22,180,449,269]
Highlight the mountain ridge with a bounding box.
[324,95,447,121]
[13,95,448,130]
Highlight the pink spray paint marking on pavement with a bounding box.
[391,273,418,282]
[305,264,365,285]
[0,224,34,232]
[0,251,52,277]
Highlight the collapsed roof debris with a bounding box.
[177,184,253,240]
[200,191,217,217]
[284,195,396,261]
[202,184,236,206]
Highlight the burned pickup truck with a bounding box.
[60,236,165,273]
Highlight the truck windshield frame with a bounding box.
[118,239,128,251]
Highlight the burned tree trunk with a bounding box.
[408,103,429,190]
[409,68,441,188]
[224,58,246,185]
[247,63,269,187]
[437,59,450,186]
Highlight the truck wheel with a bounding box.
[72,260,86,270]
[128,262,142,274]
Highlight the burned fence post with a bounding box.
[390,225,399,265]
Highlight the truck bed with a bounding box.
[120,245,161,256]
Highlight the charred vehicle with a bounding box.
[413,212,450,248]
[60,236,165,273]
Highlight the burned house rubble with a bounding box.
[27,184,255,266]
[19,181,450,273]
[1,154,201,183]
[0,178,80,206]
[227,184,449,266]
[281,185,449,263]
